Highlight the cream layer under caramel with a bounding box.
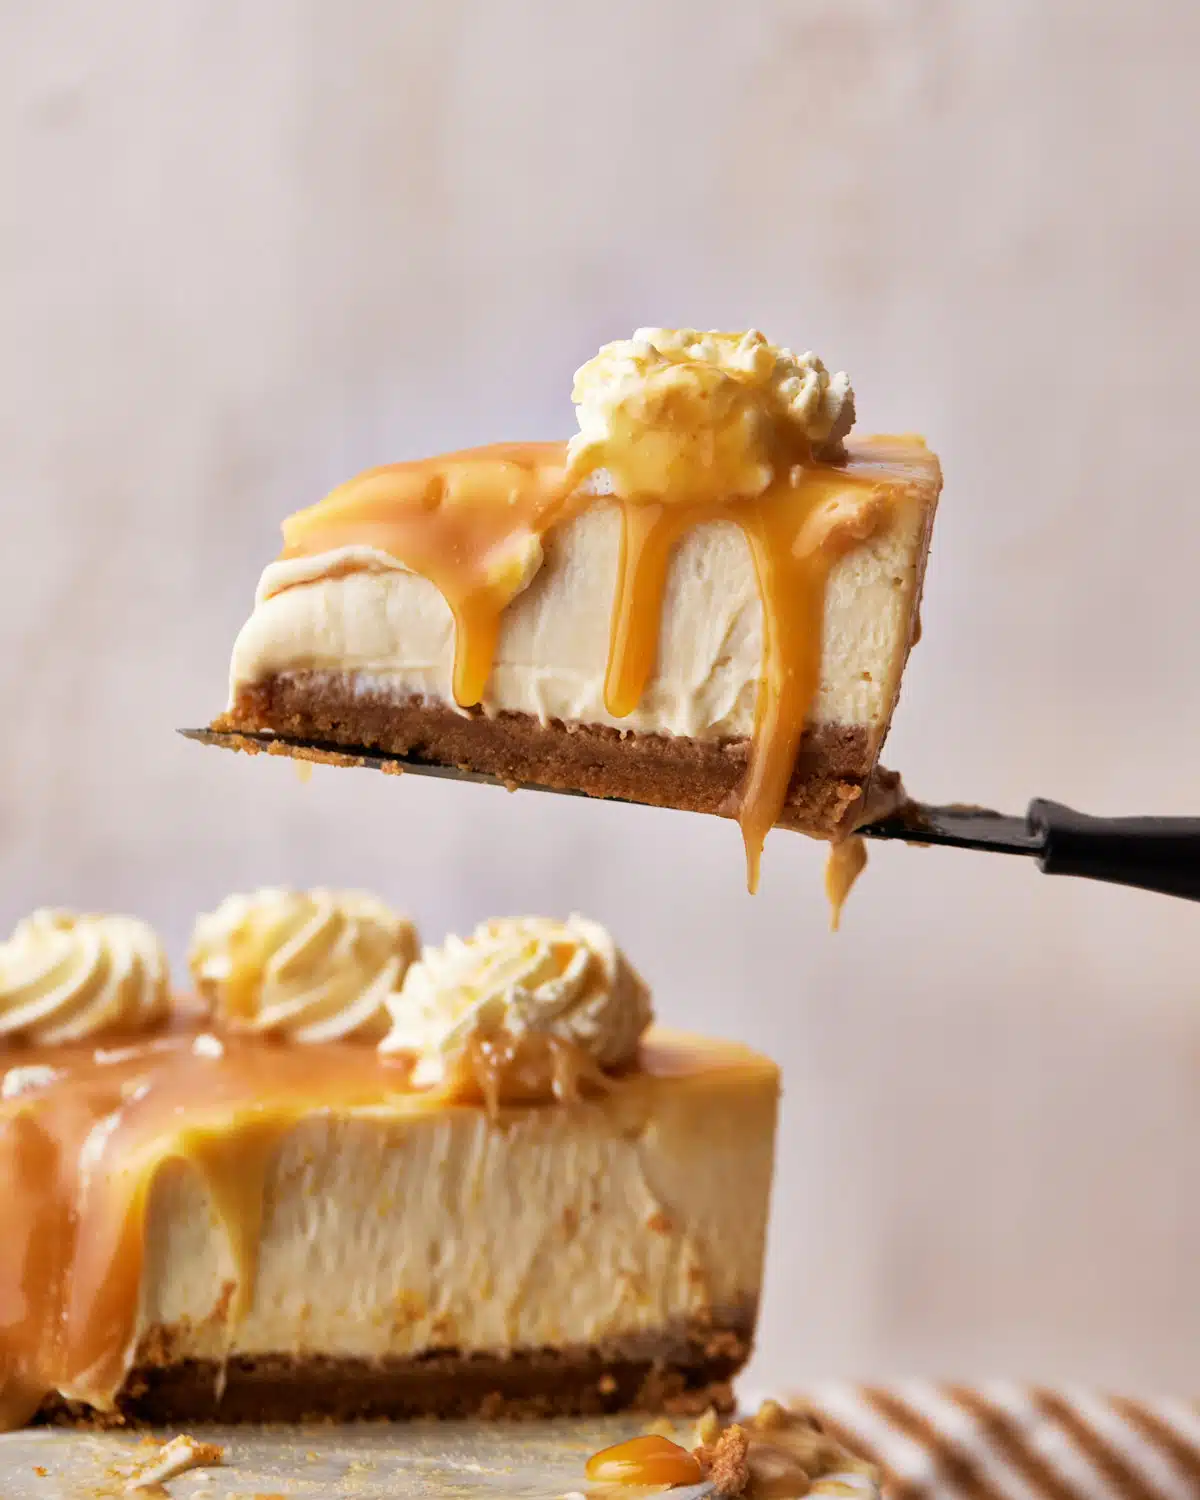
[228,437,939,884]
[0,1027,777,1428]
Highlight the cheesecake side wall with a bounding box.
[227,494,934,744]
[132,1071,778,1371]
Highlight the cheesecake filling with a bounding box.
[227,329,940,889]
[0,904,773,1430]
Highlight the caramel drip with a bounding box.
[604,503,697,717]
[0,1032,418,1423]
[585,1433,704,1486]
[0,1026,754,1427]
[452,1031,615,1117]
[281,443,573,707]
[281,439,917,888]
[824,836,869,932]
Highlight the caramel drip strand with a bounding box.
[604,503,697,717]
[0,1033,421,1425]
[825,836,869,932]
[597,469,883,889]
[0,1102,81,1427]
[455,1031,614,1117]
[585,1433,705,1486]
[281,443,573,708]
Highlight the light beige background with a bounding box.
[1,1,1197,1392]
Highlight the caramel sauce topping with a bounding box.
[281,437,915,889]
[282,442,574,708]
[0,1025,755,1429]
[585,1433,705,1487]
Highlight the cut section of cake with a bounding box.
[216,329,941,887]
[0,899,778,1427]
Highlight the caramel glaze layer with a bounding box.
[277,437,934,890]
[0,1025,759,1430]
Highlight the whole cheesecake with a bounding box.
[215,329,941,889]
[0,898,778,1427]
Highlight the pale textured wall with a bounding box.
[1,1,1197,1391]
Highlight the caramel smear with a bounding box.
[585,1433,705,1487]
[282,439,928,890]
[0,1027,418,1427]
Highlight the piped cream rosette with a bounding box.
[189,888,418,1043]
[380,914,652,1104]
[0,909,171,1045]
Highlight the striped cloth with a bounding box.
[790,1384,1200,1500]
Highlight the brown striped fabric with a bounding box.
[789,1385,1200,1500]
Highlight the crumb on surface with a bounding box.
[696,1423,750,1497]
[643,1416,677,1437]
[753,1397,789,1431]
[694,1405,721,1447]
[125,1433,224,1490]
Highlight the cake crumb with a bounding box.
[693,1405,722,1447]
[643,1417,676,1437]
[695,1423,750,1497]
[753,1397,789,1431]
[125,1434,224,1490]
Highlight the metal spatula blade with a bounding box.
[179,728,1200,900]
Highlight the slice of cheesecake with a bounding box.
[216,329,941,887]
[0,901,778,1427]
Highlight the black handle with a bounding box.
[1027,800,1200,902]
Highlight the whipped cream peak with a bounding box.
[568,327,855,499]
[188,888,418,1044]
[380,914,651,1079]
[0,909,171,1046]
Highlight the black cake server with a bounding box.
[180,728,1200,903]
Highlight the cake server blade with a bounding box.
[179,729,1200,900]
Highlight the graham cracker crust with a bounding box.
[41,1319,750,1426]
[217,675,879,836]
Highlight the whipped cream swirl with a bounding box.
[0,910,171,1045]
[569,327,855,499]
[381,914,652,1078]
[189,888,418,1043]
